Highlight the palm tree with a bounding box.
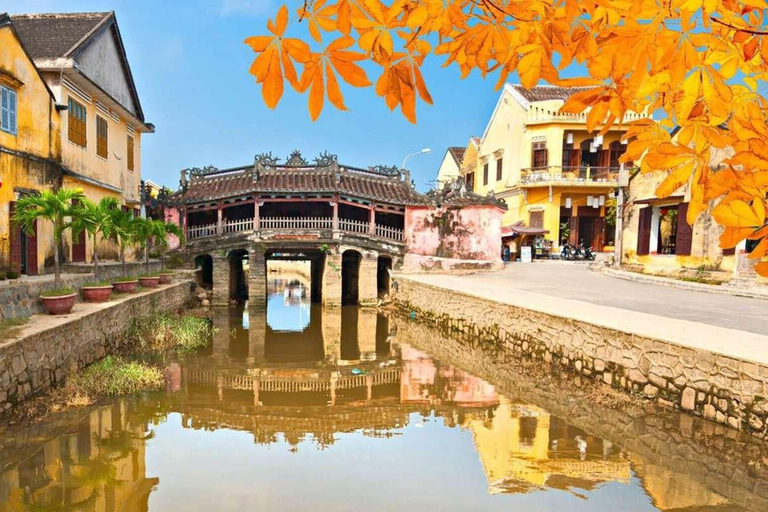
[133,217,163,275]
[12,188,85,287]
[104,207,141,278]
[157,221,184,271]
[70,197,120,280]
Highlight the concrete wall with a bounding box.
[405,205,503,262]
[0,280,195,413]
[392,276,768,438]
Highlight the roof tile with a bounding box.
[10,12,111,60]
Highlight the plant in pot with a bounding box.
[105,207,141,292]
[157,221,184,284]
[71,197,120,303]
[13,188,85,315]
[138,273,160,288]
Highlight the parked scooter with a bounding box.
[583,245,596,261]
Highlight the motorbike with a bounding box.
[583,245,596,261]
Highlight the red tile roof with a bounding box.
[448,147,465,166]
[177,164,429,206]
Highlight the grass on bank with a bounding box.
[0,317,29,343]
[59,356,164,407]
[128,312,214,355]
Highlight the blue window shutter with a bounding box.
[0,86,8,132]
[9,89,16,134]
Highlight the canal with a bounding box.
[0,276,764,511]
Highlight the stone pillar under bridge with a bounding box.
[357,308,378,360]
[211,255,230,306]
[322,307,341,363]
[322,250,342,308]
[359,252,379,307]
[248,249,267,309]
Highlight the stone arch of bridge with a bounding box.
[341,249,362,306]
[377,255,393,297]
[229,249,250,304]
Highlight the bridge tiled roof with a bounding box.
[176,163,430,206]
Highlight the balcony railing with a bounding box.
[524,108,650,125]
[187,216,404,242]
[519,166,621,185]
[261,216,333,230]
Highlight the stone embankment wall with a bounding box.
[392,277,768,438]
[0,280,196,413]
[61,260,163,279]
[0,274,93,322]
[392,317,768,512]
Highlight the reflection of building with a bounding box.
[463,396,631,495]
[0,402,157,511]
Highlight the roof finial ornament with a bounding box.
[369,165,401,179]
[255,152,280,169]
[286,150,308,166]
[314,151,338,167]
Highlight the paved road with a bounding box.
[411,262,768,336]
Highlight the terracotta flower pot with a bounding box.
[113,280,138,293]
[158,273,173,284]
[82,285,113,303]
[40,293,76,315]
[138,276,160,288]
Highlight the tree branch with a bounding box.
[710,16,768,36]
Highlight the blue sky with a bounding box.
[9,0,507,191]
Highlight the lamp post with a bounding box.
[401,148,431,170]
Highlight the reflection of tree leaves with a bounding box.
[63,453,124,491]
[94,428,154,459]
[22,490,98,512]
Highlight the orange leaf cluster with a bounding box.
[246,0,768,276]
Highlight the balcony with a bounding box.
[519,166,622,187]
[523,109,650,126]
[187,216,404,242]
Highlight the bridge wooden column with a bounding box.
[248,249,267,309]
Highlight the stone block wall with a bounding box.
[392,277,768,437]
[61,260,163,280]
[392,317,768,511]
[0,280,196,413]
[0,274,92,322]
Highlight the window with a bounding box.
[496,158,503,181]
[530,210,544,228]
[532,141,548,169]
[483,162,489,186]
[609,140,630,168]
[127,134,135,172]
[96,116,109,159]
[1,85,17,135]
[465,172,475,191]
[68,98,87,147]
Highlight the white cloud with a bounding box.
[220,0,271,16]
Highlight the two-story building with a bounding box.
[449,84,649,256]
[0,13,61,276]
[11,11,154,264]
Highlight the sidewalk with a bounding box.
[396,261,768,337]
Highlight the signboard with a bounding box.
[520,246,532,263]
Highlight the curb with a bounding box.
[592,265,768,301]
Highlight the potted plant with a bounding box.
[157,221,183,284]
[81,280,114,302]
[105,208,141,290]
[13,188,85,315]
[40,288,77,315]
[113,276,139,294]
[138,273,160,288]
[71,196,120,282]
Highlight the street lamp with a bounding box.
[401,148,431,170]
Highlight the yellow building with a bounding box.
[0,13,61,276]
[11,11,154,264]
[435,146,464,190]
[450,85,649,255]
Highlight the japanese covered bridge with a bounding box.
[170,151,505,308]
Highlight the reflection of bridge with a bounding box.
[171,152,421,308]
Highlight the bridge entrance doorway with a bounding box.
[341,250,361,305]
[195,254,213,288]
[263,249,326,307]
[377,255,392,297]
[229,249,249,303]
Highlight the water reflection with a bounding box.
[0,277,760,511]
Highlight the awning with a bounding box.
[501,221,549,237]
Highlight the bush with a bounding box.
[165,254,184,269]
[41,287,76,297]
[0,317,29,342]
[7,271,19,279]
[128,313,214,355]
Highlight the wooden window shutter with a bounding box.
[127,135,135,171]
[97,116,109,158]
[637,207,652,255]
[483,162,489,185]
[496,158,503,181]
[675,202,693,256]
